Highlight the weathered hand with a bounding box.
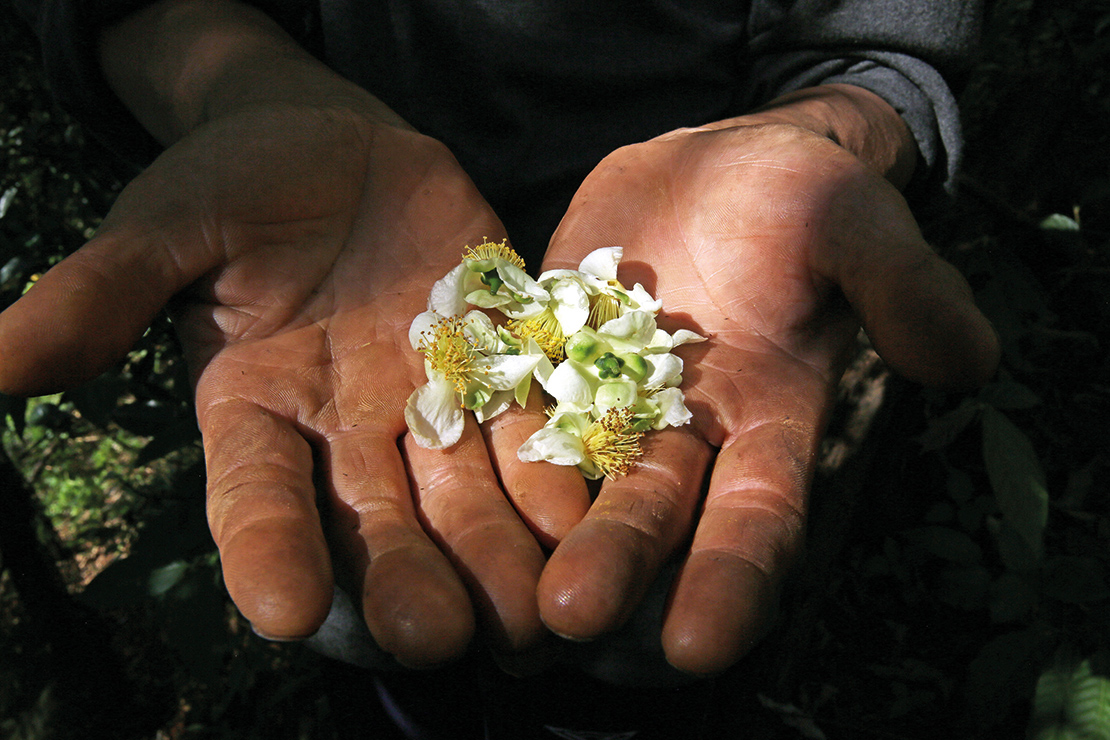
[510,120,999,675]
[0,107,548,666]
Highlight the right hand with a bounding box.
[0,97,570,666]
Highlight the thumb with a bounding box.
[819,180,1000,388]
[0,223,194,396]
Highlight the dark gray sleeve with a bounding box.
[741,0,984,193]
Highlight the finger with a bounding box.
[481,383,592,548]
[321,427,477,668]
[0,225,198,395]
[661,416,815,676]
[404,415,548,655]
[817,176,1000,388]
[537,429,711,640]
[201,398,334,641]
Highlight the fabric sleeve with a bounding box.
[741,0,984,194]
[9,0,318,170]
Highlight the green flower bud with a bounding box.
[594,381,638,414]
[565,328,604,364]
[594,352,624,380]
[462,385,492,411]
[480,269,504,295]
[618,353,648,382]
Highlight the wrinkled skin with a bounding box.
[0,107,577,666]
[0,77,999,675]
[487,122,1000,675]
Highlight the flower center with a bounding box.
[418,316,479,394]
[509,308,565,363]
[463,237,526,269]
[587,282,624,329]
[582,406,643,479]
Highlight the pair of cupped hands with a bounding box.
[0,57,999,676]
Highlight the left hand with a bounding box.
[484,101,1000,675]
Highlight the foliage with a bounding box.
[1,0,1109,738]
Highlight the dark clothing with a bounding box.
[14,0,981,257]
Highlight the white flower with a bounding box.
[517,405,644,480]
[422,238,549,320]
[404,241,704,463]
[538,246,662,329]
[507,272,591,362]
[461,238,549,319]
[405,311,543,449]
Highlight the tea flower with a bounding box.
[405,242,703,480]
[538,246,661,329]
[404,310,545,449]
[517,406,644,480]
[422,239,549,320]
[507,273,591,362]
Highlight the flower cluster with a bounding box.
[404,239,704,480]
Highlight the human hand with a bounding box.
[0,5,555,667]
[505,90,1000,675]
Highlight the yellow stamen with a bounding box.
[587,291,622,329]
[582,406,643,479]
[418,316,479,395]
[508,308,565,363]
[463,237,526,269]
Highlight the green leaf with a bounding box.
[981,407,1048,561]
[917,398,981,451]
[1030,658,1110,740]
[148,560,189,598]
[0,186,16,220]
[988,516,1041,574]
[1039,213,1081,231]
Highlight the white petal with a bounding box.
[474,389,514,423]
[517,426,586,466]
[626,283,663,313]
[498,263,549,304]
[651,387,693,429]
[461,310,500,352]
[543,361,595,410]
[643,352,683,388]
[645,329,674,352]
[404,378,464,449]
[408,310,441,351]
[599,310,657,350]
[474,353,542,390]
[578,246,622,280]
[427,264,469,316]
[549,278,590,336]
[526,338,555,384]
[537,268,584,284]
[466,288,513,311]
[671,329,707,346]
[514,373,532,408]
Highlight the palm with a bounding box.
[532,123,992,674]
[5,107,549,665]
